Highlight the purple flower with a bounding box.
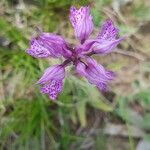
[69,6,94,43]
[26,6,125,100]
[76,58,115,91]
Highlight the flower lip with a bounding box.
[37,65,65,100]
[40,80,63,100]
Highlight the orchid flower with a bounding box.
[26,6,125,100]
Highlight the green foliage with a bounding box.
[91,0,111,26]
[132,0,150,21]
[0,75,113,148]
[0,18,28,50]
[33,0,89,8]
[57,75,113,127]
[91,8,102,27]
[118,24,137,36]
[0,98,57,149]
[114,87,150,146]
[94,0,111,6]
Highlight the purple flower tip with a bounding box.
[69,6,93,43]
[40,80,63,100]
[26,38,51,58]
[37,65,65,100]
[90,19,125,54]
[26,33,72,59]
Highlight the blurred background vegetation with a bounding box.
[0,0,150,149]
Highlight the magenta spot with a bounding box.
[40,80,63,100]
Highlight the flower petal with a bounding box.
[89,19,125,54]
[92,37,124,54]
[69,6,94,43]
[76,61,87,76]
[97,82,107,91]
[38,65,65,100]
[75,39,96,56]
[40,80,63,100]
[48,80,63,100]
[37,65,65,85]
[39,33,72,58]
[26,38,51,58]
[97,19,119,40]
[76,58,115,91]
[26,33,72,58]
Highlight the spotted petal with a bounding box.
[40,80,63,100]
[26,33,72,58]
[38,65,65,100]
[91,19,125,54]
[97,19,119,40]
[69,6,94,43]
[26,38,51,58]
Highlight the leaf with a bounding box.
[69,75,113,112]
[70,110,77,124]
[89,98,113,112]
[91,8,102,27]
[76,101,87,127]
